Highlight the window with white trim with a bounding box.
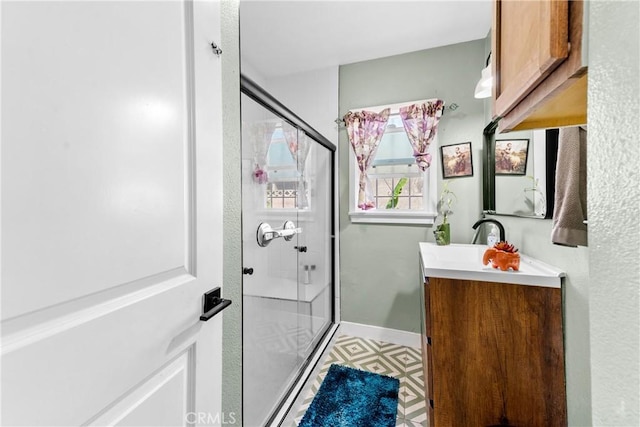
[265,126,299,209]
[348,101,438,225]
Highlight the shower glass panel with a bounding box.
[241,85,334,426]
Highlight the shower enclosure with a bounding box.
[240,76,336,426]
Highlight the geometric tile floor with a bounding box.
[292,335,428,426]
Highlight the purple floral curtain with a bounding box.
[249,122,276,184]
[283,124,312,209]
[344,108,390,210]
[399,101,444,171]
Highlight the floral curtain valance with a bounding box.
[283,124,312,209]
[399,100,445,171]
[249,121,277,184]
[344,108,390,210]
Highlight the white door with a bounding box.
[1,1,226,426]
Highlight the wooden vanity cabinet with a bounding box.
[421,277,567,427]
[421,278,434,419]
[492,0,587,132]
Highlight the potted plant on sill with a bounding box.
[434,182,456,246]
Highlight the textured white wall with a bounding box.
[221,0,242,423]
[266,67,339,146]
[588,1,640,424]
[240,58,267,88]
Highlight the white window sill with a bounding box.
[348,210,437,225]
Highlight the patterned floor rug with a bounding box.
[293,335,427,427]
[299,364,399,427]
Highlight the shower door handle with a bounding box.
[257,221,302,247]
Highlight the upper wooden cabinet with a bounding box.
[492,0,587,132]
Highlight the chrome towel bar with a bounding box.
[256,221,302,247]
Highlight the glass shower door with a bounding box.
[241,85,334,426]
[242,96,303,426]
[295,132,333,365]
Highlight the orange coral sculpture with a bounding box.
[483,241,521,271]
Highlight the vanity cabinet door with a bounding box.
[429,278,566,427]
[423,280,434,419]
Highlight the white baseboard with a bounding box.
[338,321,420,349]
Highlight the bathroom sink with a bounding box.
[419,242,565,287]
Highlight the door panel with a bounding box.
[94,351,193,427]
[2,285,197,425]
[1,1,223,425]
[1,0,191,319]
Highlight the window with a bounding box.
[370,114,424,210]
[348,102,438,225]
[265,126,300,209]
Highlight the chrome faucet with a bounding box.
[471,218,505,244]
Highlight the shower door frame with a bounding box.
[240,74,337,425]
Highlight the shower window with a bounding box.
[266,128,298,209]
[266,182,297,209]
[264,125,313,210]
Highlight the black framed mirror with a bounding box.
[483,120,559,219]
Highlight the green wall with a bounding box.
[338,39,486,332]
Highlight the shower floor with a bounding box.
[284,333,428,426]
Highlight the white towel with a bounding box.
[551,126,588,247]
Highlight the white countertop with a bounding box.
[419,242,565,288]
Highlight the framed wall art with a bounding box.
[441,142,473,178]
[495,139,529,175]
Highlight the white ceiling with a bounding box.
[240,0,493,79]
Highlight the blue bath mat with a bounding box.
[299,364,399,427]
